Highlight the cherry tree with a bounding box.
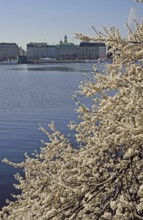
[0,21,143,220]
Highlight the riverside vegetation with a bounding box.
[0,21,143,219]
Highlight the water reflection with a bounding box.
[10,62,94,72]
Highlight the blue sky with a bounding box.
[0,0,142,49]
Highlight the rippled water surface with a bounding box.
[0,63,94,208]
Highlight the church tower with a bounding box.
[64,34,67,43]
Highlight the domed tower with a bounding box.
[64,34,67,44]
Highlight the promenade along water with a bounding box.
[0,63,94,209]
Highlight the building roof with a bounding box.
[79,42,105,47]
[0,43,18,47]
[58,42,76,47]
[27,43,48,47]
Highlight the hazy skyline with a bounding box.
[0,0,142,49]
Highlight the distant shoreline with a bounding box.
[0,58,112,65]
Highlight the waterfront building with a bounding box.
[78,42,106,60]
[27,43,48,62]
[47,45,57,59]
[26,36,107,62]
[56,35,78,60]
[98,42,106,58]
[78,42,99,60]
[0,43,19,61]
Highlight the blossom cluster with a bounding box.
[0,22,143,219]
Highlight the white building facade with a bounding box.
[98,43,106,58]
[78,42,106,60]
[27,43,48,62]
[47,45,57,59]
[0,43,19,60]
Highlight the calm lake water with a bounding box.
[0,62,94,209]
